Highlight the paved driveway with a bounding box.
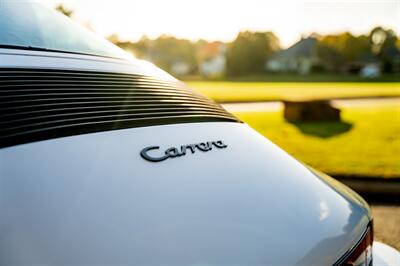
[222,97,400,112]
[371,205,400,251]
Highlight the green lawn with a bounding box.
[233,105,400,178]
[187,81,400,103]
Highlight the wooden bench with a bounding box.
[283,100,341,122]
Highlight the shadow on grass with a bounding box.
[292,121,353,138]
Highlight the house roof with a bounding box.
[198,42,225,60]
[270,37,317,61]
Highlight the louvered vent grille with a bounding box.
[0,68,239,148]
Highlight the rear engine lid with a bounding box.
[0,121,370,265]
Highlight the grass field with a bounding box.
[233,105,400,178]
[187,81,400,103]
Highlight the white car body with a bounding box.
[0,2,399,265]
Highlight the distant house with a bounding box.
[171,61,191,76]
[198,42,226,77]
[266,37,318,74]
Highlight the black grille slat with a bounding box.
[0,97,217,108]
[0,68,238,148]
[4,114,234,144]
[1,103,218,114]
[0,70,172,79]
[0,83,187,91]
[1,105,225,118]
[0,86,188,92]
[1,111,234,132]
[0,102,223,114]
[1,108,232,128]
[0,92,212,101]
[0,74,186,86]
[0,99,222,112]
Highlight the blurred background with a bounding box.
[47,0,399,248]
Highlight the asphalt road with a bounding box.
[371,205,400,251]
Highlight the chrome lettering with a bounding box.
[140,140,228,162]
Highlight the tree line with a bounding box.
[113,28,399,77]
[56,5,400,77]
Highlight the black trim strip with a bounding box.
[0,68,239,148]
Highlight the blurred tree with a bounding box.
[107,34,121,44]
[315,42,345,72]
[55,4,73,17]
[318,33,371,63]
[226,31,280,76]
[130,35,151,59]
[114,37,149,59]
[150,35,197,74]
[54,4,96,32]
[106,27,400,76]
[115,36,198,75]
[370,27,399,73]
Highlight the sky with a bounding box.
[45,0,400,48]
